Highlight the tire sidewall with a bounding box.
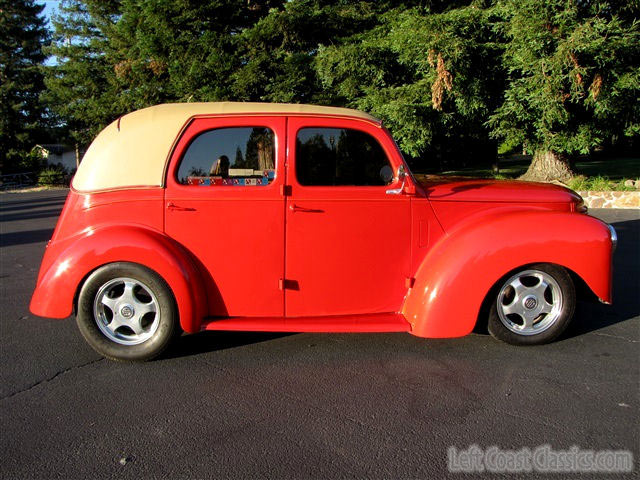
[488,263,576,346]
[76,262,177,361]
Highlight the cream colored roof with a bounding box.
[72,102,381,192]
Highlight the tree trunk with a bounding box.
[519,149,576,183]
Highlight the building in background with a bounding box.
[33,144,83,172]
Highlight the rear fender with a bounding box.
[403,211,613,338]
[29,225,206,333]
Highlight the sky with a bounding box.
[41,0,60,29]
[40,1,61,65]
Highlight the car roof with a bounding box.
[72,102,381,192]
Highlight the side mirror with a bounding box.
[379,165,394,184]
[385,165,407,195]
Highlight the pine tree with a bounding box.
[0,0,50,173]
[231,1,422,104]
[44,0,285,150]
[315,2,504,168]
[43,0,122,148]
[234,147,245,168]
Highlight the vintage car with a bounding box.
[30,103,616,361]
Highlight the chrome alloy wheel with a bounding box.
[496,269,563,336]
[93,277,160,345]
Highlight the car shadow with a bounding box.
[164,331,294,359]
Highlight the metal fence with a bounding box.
[0,171,70,190]
[0,172,36,190]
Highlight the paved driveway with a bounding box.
[1,190,638,479]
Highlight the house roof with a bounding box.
[72,102,381,192]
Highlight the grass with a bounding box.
[419,155,639,191]
[572,157,639,180]
[566,175,638,192]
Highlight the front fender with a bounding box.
[403,211,613,338]
[29,225,206,333]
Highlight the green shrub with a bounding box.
[497,138,521,156]
[37,164,69,186]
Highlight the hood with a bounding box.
[418,177,582,205]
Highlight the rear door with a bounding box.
[165,116,286,317]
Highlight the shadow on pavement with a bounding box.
[164,331,294,359]
[0,208,67,222]
[0,228,54,248]
[0,199,67,212]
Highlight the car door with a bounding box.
[284,117,411,317]
[165,116,286,317]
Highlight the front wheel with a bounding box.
[488,264,575,345]
[76,262,178,361]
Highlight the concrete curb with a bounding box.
[578,191,640,209]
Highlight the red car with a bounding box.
[30,103,616,361]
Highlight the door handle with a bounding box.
[167,202,196,212]
[289,204,324,214]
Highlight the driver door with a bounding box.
[284,117,411,317]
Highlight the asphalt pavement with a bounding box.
[1,189,638,479]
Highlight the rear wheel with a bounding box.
[488,264,575,345]
[76,262,178,361]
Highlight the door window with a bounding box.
[177,127,276,186]
[295,128,392,186]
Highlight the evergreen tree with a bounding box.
[43,0,122,148]
[234,146,245,167]
[315,2,504,169]
[40,0,638,181]
[231,1,386,104]
[0,0,50,173]
[107,0,285,107]
[489,0,640,182]
[44,0,284,150]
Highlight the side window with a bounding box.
[177,127,275,186]
[296,127,392,186]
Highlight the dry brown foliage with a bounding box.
[114,59,133,79]
[149,59,167,76]
[589,73,603,100]
[569,52,583,85]
[431,53,453,111]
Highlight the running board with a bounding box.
[201,313,411,333]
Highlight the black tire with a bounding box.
[76,262,178,361]
[487,263,575,345]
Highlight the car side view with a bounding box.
[29,103,617,361]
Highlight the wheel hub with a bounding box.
[119,304,135,319]
[523,296,538,310]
